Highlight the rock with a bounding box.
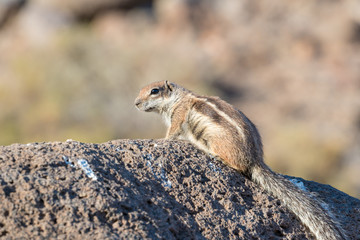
[0,139,359,239]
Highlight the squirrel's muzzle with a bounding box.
[134,99,141,108]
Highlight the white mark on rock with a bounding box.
[144,154,153,161]
[116,148,129,153]
[145,155,171,188]
[146,160,152,167]
[290,178,333,215]
[208,162,222,175]
[290,178,307,191]
[320,201,330,211]
[62,156,97,181]
[62,155,75,168]
[160,166,172,188]
[77,159,98,181]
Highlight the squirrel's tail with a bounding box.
[251,164,347,240]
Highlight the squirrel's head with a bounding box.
[135,80,176,113]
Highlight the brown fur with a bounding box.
[135,80,347,240]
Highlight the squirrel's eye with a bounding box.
[150,88,159,95]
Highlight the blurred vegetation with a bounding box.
[0,0,359,198]
[266,123,347,188]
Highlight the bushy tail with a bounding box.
[251,164,347,240]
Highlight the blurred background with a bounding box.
[0,0,359,198]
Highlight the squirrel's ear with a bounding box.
[165,80,173,91]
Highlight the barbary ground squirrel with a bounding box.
[135,80,347,240]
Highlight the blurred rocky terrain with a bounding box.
[0,0,359,198]
[0,139,359,239]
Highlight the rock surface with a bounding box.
[0,139,359,239]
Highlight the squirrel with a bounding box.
[135,80,347,240]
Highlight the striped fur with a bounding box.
[135,80,347,240]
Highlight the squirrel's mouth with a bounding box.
[145,107,155,112]
[135,101,155,112]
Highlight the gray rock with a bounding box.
[0,139,359,239]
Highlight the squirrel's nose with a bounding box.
[135,99,141,107]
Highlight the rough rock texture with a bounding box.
[0,139,359,239]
